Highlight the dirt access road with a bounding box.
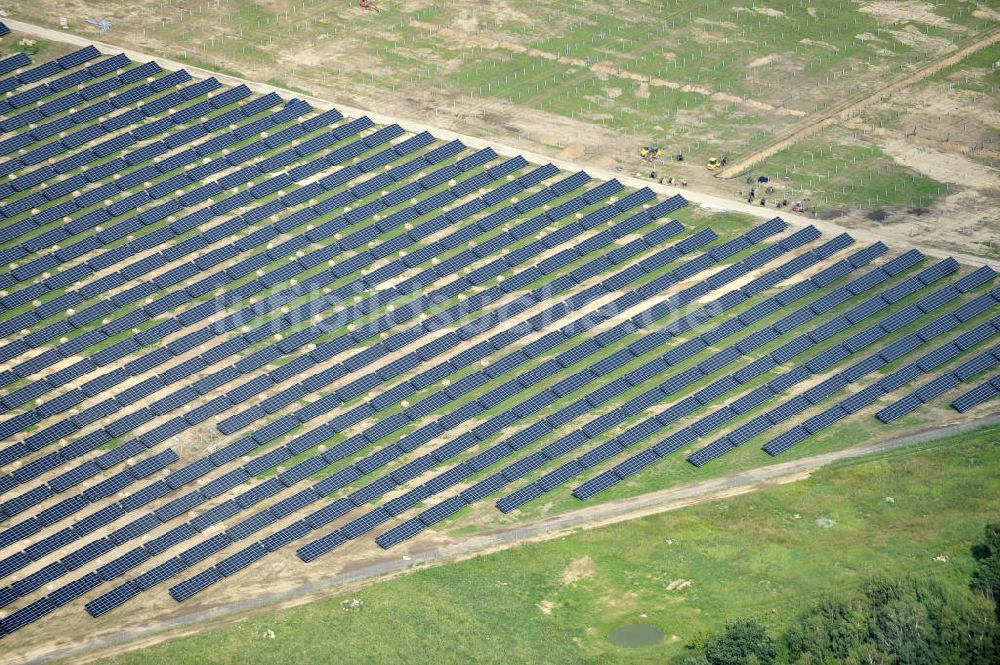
[718,26,1000,178]
[17,413,1000,665]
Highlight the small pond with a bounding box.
[607,623,665,648]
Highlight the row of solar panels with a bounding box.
[878,336,1000,421]
[0,45,101,113]
[756,287,1000,457]
[0,147,546,462]
[0,112,423,364]
[0,178,672,537]
[63,212,769,611]
[952,372,1000,413]
[491,256,993,505]
[591,258,972,470]
[5,230,992,632]
[377,261,998,510]
[261,219,814,553]
[0,74,268,249]
[0,71,247,219]
[0,118,423,384]
[0,195,699,630]
[0,194,684,569]
[0,53,136,148]
[692,268,996,458]
[0,150,545,500]
[0,54,167,144]
[292,225,862,548]
[0,91,319,288]
[447,236,904,510]
[0,53,144,169]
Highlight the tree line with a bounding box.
[678,522,1000,665]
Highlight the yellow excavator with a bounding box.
[706,155,728,171]
[639,146,660,161]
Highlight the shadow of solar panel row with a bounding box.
[756,279,997,454]
[0,185,684,596]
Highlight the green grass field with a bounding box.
[88,424,1000,665]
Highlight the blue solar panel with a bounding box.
[297,530,348,562]
[952,379,999,413]
[134,557,188,591]
[839,383,885,414]
[687,437,735,466]
[1,597,56,633]
[216,543,267,577]
[914,373,961,402]
[611,449,658,479]
[876,393,923,423]
[96,546,152,581]
[48,571,103,607]
[495,482,545,513]
[170,567,223,602]
[572,470,621,499]
[955,351,997,381]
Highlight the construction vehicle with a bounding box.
[706,155,728,171]
[639,146,660,161]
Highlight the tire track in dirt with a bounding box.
[717,27,1000,178]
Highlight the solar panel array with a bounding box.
[0,39,998,639]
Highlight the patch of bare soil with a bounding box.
[561,555,596,585]
[857,1,964,29]
[881,139,1000,190]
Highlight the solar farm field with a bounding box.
[0,14,996,665]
